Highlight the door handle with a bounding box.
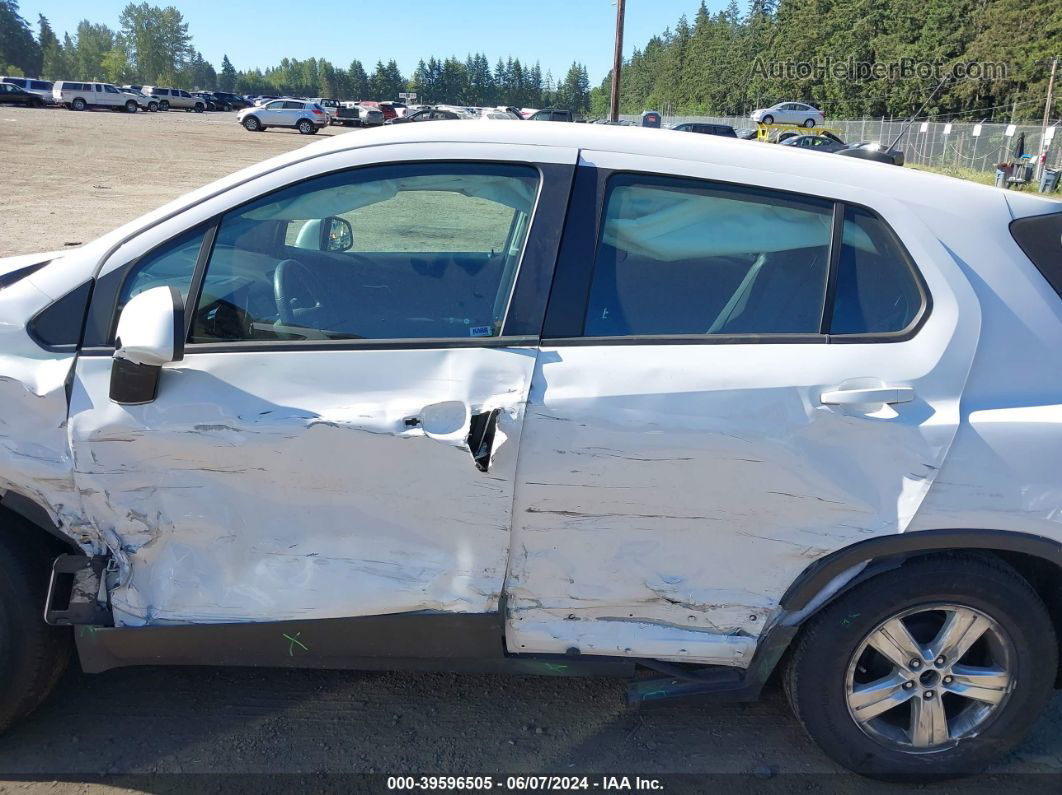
[820,386,914,406]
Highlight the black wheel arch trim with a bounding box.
[780,528,1062,612]
[695,528,1062,705]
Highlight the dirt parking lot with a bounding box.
[2,105,1062,792]
[0,105,349,258]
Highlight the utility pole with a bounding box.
[1037,55,1058,180]
[609,0,625,122]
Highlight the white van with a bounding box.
[140,87,204,112]
[0,76,54,105]
[52,81,142,112]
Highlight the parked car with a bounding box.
[190,92,219,111]
[1,76,54,105]
[359,100,396,122]
[837,141,906,166]
[142,87,204,112]
[332,101,384,127]
[672,122,738,137]
[237,99,328,134]
[751,101,825,127]
[305,97,342,122]
[127,89,159,112]
[381,101,407,118]
[0,82,46,107]
[52,81,142,112]
[480,109,522,120]
[211,92,251,110]
[780,133,848,152]
[118,86,159,112]
[3,123,1062,782]
[528,108,573,122]
[386,106,466,124]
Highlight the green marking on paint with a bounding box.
[284,632,309,656]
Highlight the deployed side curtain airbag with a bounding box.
[600,185,875,261]
[245,174,536,221]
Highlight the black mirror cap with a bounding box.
[109,358,161,405]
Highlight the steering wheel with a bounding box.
[273,258,330,327]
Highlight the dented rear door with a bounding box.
[67,150,576,627]
[504,154,978,666]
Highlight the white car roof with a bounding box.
[291,121,1043,210]
[59,119,1055,289]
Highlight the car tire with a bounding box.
[0,521,72,735]
[31,98,44,108]
[297,119,314,135]
[223,103,232,112]
[148,101,158,112]
[803,118,816,128]
[159,100,169,111]
[784,552,1056,780]
[125,100,137,113]
[194,103,204,113]
[761,114,774,125]
[243,116,262,132]
[71,97,86,111]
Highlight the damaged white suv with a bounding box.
[2,122,1062,780]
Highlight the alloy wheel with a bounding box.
[846,604,1014,751]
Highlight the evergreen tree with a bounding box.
[347,59,370,100]
[219,54,236,91]
[0,0,41,75]
[38,15,68,80]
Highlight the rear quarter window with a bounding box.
[1010,212,1062,300]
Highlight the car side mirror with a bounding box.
[320,216,353,252]
[110,286,184,405]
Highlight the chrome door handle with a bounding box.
[820,386,914,406]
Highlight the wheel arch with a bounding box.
[0,492,80,555]
[759,528,1062,686]
[781,528,1062,612]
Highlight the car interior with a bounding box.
[182,167,539,342]
[584,181,919,336]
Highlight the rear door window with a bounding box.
[583,175,833,336]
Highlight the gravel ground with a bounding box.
[2,104,1062,793]
[0,105,348,258]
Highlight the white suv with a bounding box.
[140,87,204,112]
[2,123,1062,781]
[237,99,329,134]
[52,81,143,112]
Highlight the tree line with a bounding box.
[0,0,591,110]
[590,0,1061,122]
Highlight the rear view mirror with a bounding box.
[320,216,353,252]
[110,286,184,405]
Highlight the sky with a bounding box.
[20,0,721,84]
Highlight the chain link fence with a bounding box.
[620,114,1062,174]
